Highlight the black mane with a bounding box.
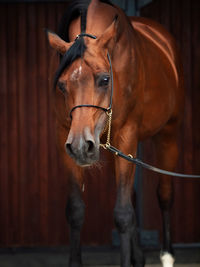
[54,0,114,89]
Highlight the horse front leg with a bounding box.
[56,126,85,267]
[114,179,134,267]
[66,176,85,267]
[154,128,179,267]
[114,128,144,267]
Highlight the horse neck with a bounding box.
[86,2,137,68]
[111,19,140,91]
[86,1,117,36]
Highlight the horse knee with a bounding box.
[66,198,85,229]
[157,181,174,210]
[114,206,134,233]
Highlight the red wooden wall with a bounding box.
[0,0,199,248]
[141,0,200,243]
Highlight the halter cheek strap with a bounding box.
[69,33,113,119]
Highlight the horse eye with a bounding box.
[98,76,110,87]
[57,82,66,93]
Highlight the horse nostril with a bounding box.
[66,143,74,156]
[86,140,95,154]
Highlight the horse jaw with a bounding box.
[160,252,175,267]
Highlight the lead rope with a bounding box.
[100,110,200,178]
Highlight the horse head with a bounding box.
[46,15,120,166]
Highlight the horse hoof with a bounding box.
[131,258,145,267]
[160,252,175,267]
[131,256,145,267]
[69,261,82,267]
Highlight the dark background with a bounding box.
[0,0,199,248]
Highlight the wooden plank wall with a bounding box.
[140,0,200,243]
[0,2,116,247]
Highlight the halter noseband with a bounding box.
[69,33,113,119]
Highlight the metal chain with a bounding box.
[100,109,112,149]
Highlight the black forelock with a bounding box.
[54,0,114,89]
[53,37,86,89]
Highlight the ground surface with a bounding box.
[0,247,199,267]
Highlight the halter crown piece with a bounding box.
[69,33,200,179]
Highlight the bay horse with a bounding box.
[46,0,184,266]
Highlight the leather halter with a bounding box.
[69,33,113,119]
[68,33,200,178]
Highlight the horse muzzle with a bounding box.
[65,127,99,167]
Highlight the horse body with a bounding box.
[46,1,184,266]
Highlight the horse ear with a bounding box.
[45,29,72,55]
[97,15,120,51]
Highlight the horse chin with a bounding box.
[75,156,99,168]
[73,150,100,167]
